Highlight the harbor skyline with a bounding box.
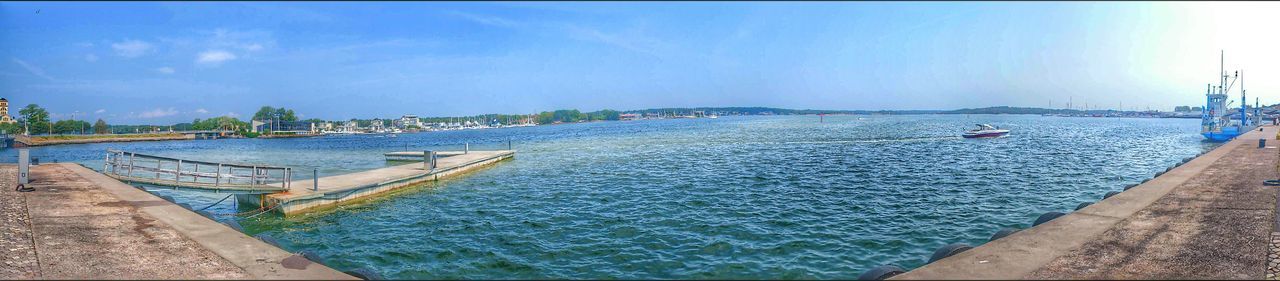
[4,2,1280,123]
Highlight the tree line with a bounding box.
[2,104,858,136]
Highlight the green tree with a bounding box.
[255,106,300,122]
[0,122,21,135]
[93,119,110,134]
[253,106,276,121]
[19,104,50,135]
[52,120,90,134]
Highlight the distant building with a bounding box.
[254,120,318,133]
[341,120,360,132]
[394,114,421,129]
[0,98,15,124]
[620,113,641,120]
[370,118,385,132]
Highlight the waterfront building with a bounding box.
[395,114,421,129]
[253,121,319,134]
[0,98,15,124]
[370,118,385,132]
[620,113,641,120]
[341,120,360,133]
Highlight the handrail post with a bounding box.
[176,159,182,182]
[128,152,135,177]
[465,142,469,154]
[215,164,222,187]
[251,165,258,187]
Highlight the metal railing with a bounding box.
[103,149,291,192]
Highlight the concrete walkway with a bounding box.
[0,163,354,279]
[896,126,1278,279]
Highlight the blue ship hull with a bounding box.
[1202,132,1239,141]
[1202,125,1254,141]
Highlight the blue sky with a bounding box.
[3,2,1280,124]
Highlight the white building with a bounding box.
[396,114,422,129]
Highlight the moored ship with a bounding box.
[1201,51,1259,141]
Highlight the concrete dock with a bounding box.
[0,163,355,279]
[254,150,514,216]
[894,125,1279,279]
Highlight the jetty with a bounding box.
[887,125,1279,279]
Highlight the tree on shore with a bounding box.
[253,106,298,122]
[94,119,110,134]
[192,116,247,131]
[0,122,21,135]
[52,120,91,134]
[19,104,49,135]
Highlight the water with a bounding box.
[1,115,1218,279]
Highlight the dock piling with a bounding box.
[313,168,318,191]
[465,142,469,154]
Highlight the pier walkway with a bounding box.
[895,126,1279,279]
[259,150,515,216]
[0,163,353,279]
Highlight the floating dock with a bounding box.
[244,150,515,216]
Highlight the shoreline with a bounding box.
[14,133,195,147]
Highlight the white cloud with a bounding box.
[84,54,99,62]
[94,109,106,114]
[139,107,178,118]
[111,39,154,58]
[11,58,55,82]
[196,50,236,65]
[194,108,209,114]
[208,29,273,53]
[450,11,520,28]
[156,67,175,74]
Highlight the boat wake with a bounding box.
[761,136,963,145]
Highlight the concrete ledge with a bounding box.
[894,126,1273,279]
[62,163,356,280]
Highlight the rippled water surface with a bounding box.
[2,115,1217,279]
